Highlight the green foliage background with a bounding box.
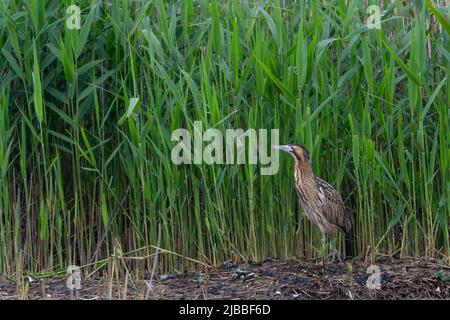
[0,0,448,274]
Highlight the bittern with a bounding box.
[275,144,351,264]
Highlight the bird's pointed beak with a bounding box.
[272,145,293,153]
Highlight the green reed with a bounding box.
[0,0,448,275]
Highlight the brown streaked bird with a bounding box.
[274,144,351,264]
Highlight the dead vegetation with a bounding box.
[1,256,449,300]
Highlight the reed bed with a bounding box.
[0,0,448,275]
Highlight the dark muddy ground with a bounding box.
[1,256,449,300]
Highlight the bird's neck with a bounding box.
[294,160,315,183]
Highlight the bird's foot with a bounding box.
[327,248,342,263]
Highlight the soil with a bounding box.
[1,256,449,300]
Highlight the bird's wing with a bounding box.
[316,177,351,233]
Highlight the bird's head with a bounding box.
[273,144,311,163]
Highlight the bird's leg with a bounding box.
[329,238,342,263]
[321,236,327,268]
